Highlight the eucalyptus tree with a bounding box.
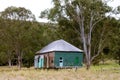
[0,18,15,67]
[0,6,36,69]
[91,17,117,64]
[107,6,120,65]
[40,0,112,69]
[1,6,35,21]
[109,18,120,65]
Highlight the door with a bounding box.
[38,55,44,68]
[59,57,63,68]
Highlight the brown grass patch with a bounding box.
[0,65,119,80]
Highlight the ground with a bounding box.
[0,61,120,80]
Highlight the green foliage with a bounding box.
[0,6,57,67]
[40,0,119,68]
[0,52,8,66]
[1,6,35,21]
[22,51,34,68]
[0,8,60,67]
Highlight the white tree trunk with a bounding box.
[8,58,12,67]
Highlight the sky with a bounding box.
[0,0,53,22]
[0,0,120,22]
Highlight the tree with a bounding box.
[108,18,120,65]
[40,0,112,69]
[1,6,35,21]
[91,17,117,65]
[0,12,59,68]
[0,18,14,67]
[0,6,36,69]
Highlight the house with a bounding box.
[34,39,83,68]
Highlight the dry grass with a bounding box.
[0,63,120,80]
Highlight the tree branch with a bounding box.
[91,25,106,61]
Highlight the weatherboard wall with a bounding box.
[54,51,83,68]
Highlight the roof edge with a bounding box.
[36,50,83,54]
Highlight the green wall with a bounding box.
[54,51,83,67]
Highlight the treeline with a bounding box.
[0,18,58,68]
[0,5,120,69]
[0,7,59,69]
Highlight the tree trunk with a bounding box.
[16,48,21,70]
[86,60,91,70]
[18,55,21,69]
[7,50,12,68]
[8,58,12,68]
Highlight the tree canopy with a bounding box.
[40,0,114,69]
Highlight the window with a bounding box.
[59,57,63,63]
[60,61,62,63]
[51,60,53,63]
[59,57,62,60]
[75,57,79,64]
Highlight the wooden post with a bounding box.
[47,54,49,68]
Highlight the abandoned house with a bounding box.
[34,39,83,68]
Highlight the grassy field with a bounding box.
[0,61,120,80]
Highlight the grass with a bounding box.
[0,61,120,80]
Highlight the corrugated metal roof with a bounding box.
[36,39,83,54]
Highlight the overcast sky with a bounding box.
[0,0,53,22]
[0,0,120,22]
